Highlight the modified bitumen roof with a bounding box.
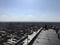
[33,29,60,45]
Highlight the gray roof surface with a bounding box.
[33,29,60,45]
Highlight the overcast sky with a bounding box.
[0,0,60,22]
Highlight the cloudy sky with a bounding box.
[0,0,60,22]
